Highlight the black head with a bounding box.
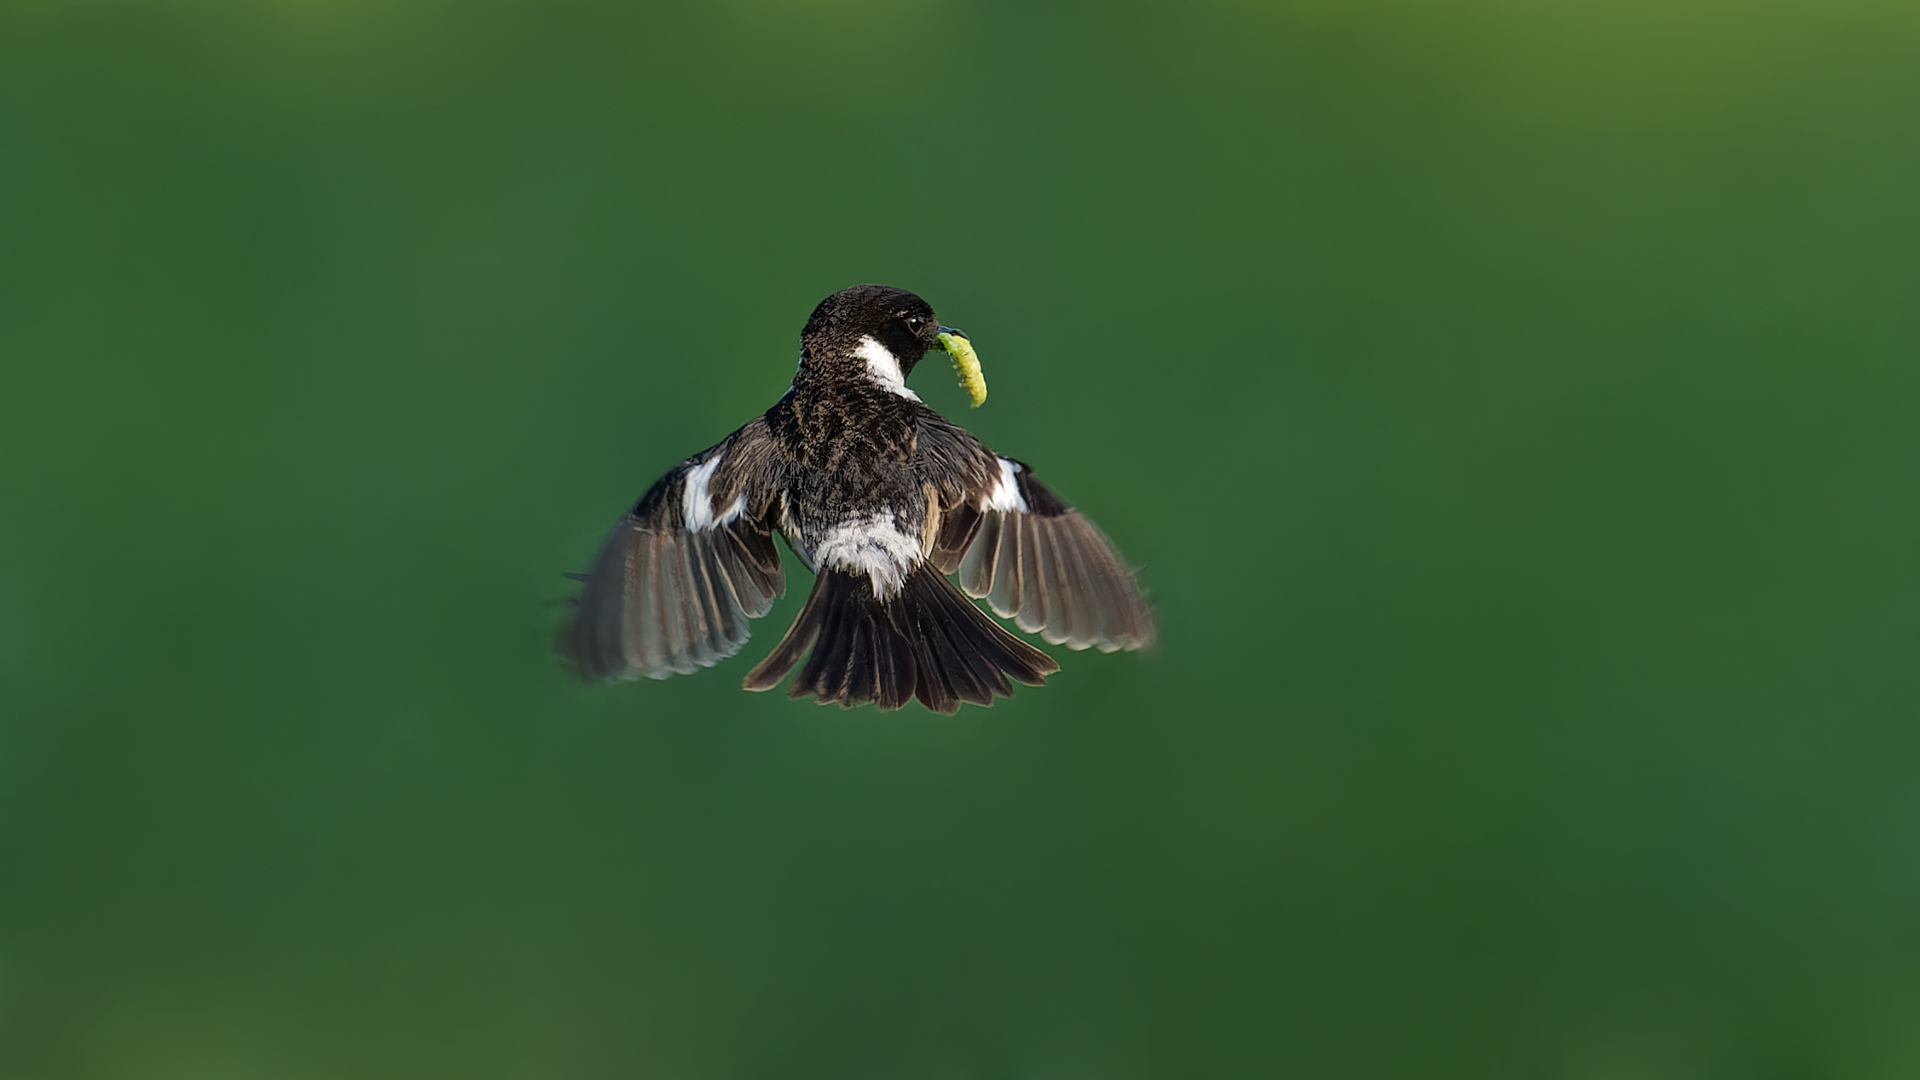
[800,284,944,375]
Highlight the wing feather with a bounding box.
[915,411,1155,653]
[561,419,787,680]
[958,511,1000,598]
[1016,514,1051,638]
[988,512,1023,620]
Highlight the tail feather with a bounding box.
[873,606,919,711]
[911,623,960,714]
[917,580,1011,708]
[796,582,856,702]
[919,584,1016,703]
[842,608,878,705]
[741,574,829,692]
[930,572,1053,690]
[742,563,1059,712]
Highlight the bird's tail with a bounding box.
[743,563,1059,713]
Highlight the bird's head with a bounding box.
[798,284,987,406]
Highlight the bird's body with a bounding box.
[562,285,1153,713]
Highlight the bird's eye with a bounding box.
[906,315,924,329]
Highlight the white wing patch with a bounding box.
[682,454,746,532]
[815,509,921,598]
[854,335,922,402]
[980,457,1029,512]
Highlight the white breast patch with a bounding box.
[814,509,921,598]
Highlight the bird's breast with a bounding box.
[779,465,928,600]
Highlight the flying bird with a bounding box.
[560,284,1153,713]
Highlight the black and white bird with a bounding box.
[561,284,1153,713]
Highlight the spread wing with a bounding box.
[917,413,1155,653]
[561,418,786,679]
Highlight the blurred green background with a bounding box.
[3,0,1919,1076]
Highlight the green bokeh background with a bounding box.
[4,1,1919,1076]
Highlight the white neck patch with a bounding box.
[853,335,921,402]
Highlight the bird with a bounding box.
[560,284,1153,713]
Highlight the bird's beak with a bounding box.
[935,327,987,408]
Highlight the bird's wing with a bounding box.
[917,414,1155,653]
[561,418,787,679]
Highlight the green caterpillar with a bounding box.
[936,331,988,408]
